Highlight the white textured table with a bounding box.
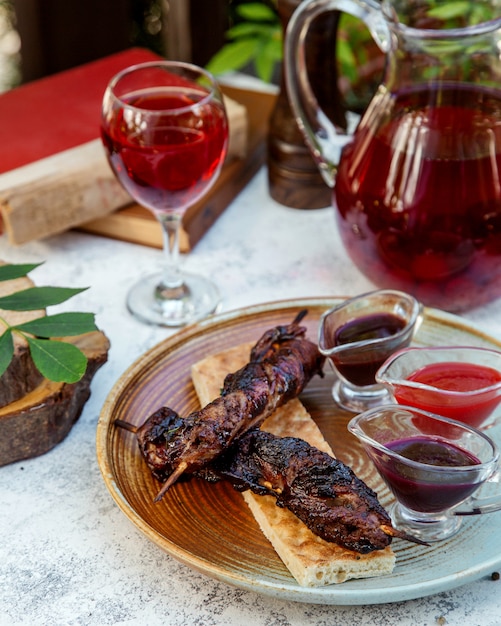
[1,167,501,626]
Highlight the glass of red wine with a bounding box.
[348,405,501,542]
[376,346,501,430]
[318,290,422,412]
[101,61,228,326]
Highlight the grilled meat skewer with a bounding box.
[116,311,423,552]
[125,311,325,499]
[199,429,424,553]
[120,408,421,552]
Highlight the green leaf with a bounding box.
[0,263,42,282]
[471,4,494,24]
[14,312,98,338]
[26,337,88,383]
[206,39,260,76]
[0,329,14,377]
[0,286,88,311]
[226,22,270,40]
[266,34,283,61]
[337,38,358,70]
[236,3,277,22]
[254,37,281,82]
[427,2,472,20]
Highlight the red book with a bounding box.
[0,48,164,245]
[0,47,255,249]
[0,47,161,173]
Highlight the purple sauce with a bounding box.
[373,436,482,513]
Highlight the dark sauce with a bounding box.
[388,437,479,467]
[334,312,406,345]
[332,313,406,386]
[378,436,481,512]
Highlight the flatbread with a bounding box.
[191,342,395,587]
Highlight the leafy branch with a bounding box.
[0,263,98,384]
[206,2,282,84]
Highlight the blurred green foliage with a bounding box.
[206,1,281,83]
[205,0,376,93]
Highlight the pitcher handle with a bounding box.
[284,0,390,187]
[455,468,501,516]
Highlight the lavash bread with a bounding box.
[191,342,396,587]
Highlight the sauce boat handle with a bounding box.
[455,470,501,516]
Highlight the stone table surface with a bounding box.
[1,167,501,626]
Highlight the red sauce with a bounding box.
[393,361,501,427]
[408,361,501,391]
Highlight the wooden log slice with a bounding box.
[0,330,110,466]
[0,265,45,408]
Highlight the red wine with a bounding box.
[334,84,501,312]
[101,88,228,212]
[376,436,481,513]
[331,312,407,386]
[394,361,501,427]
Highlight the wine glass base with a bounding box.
[391,503,463,543]
[332,380,392,413]
[126,271,221,327]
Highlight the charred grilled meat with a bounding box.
[116,311,423,552]
[125,410,420,552]
[128,311,325,499]
[199,430,420,553]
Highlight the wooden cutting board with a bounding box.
[79,86,277,252]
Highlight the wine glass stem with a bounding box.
[157,212,184,292]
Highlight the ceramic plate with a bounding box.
[96,298,501,605]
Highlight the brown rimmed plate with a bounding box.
[96,298,501,605]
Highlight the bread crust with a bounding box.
[191,342,395,587]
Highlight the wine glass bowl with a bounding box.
[318,290,422,412]
[348,405,500,542]
[101,60,228,326]
[376,346,501,429]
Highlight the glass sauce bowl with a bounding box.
[318,289,422,412]
[376,346,501,429]
[348,405,500,542]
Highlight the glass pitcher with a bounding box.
[285,0,501,312]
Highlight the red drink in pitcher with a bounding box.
[334,84,501,311]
